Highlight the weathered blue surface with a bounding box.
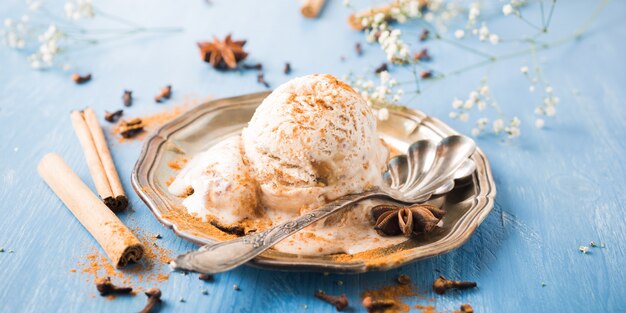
[1,0,625,312]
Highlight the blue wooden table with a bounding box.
[1,0,625,312]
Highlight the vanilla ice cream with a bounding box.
[241,74,388,213]
[168,136,260,225]
[170,74,401,255]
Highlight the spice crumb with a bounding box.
[201,289,209,295]
[233,284,240,291]
[179,297,186,303]
[0,248,4,253]
[541,282,546,287]
[460,303,474,313]
[589,241,597,247]
[336,280,344,286]
[397,274,411,285]
[323,272,330,276]
[302,304,308,310]
[578,246,590,254]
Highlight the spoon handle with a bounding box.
[170,190,384,274]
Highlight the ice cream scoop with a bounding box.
[241,74,388,213]
[168,136,260,225]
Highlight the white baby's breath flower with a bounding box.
[510,117,521,127]
[477,100,486,111]
[493,119,504,133]
[471,128,480,136]
[478,24,489,41]
[535,118,545,128]
[506,126,521,138]
[27,0,42,11]
[65,0,95,20]
[545,86,553,93]
[463,100,474,109]
[449,111,458,119]
[459,112,469,122]
[454,29,465,39]
[477,117,489,128]
[479,85,489,95]
[452,98,463,109]
[545,106,556,116]
[529,85,535,92]
[468,2,480,23]
[489,34,499,45]
[520,66,529,74]
[502,4,513,16]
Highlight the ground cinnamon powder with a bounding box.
[72,228,173,289]
[362,283,421,313]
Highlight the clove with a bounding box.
[122,90,133,107]
[95,277,132,296]
[460,303,474,313]
[198,273,214,281]
[154,85,172,103]
[414,48,431,62]
[283,62,292,75]
[242,63,263,70]
[362,296,395,312]
[257,72,270,88]
[104,110,123,123]
[314,290,348,311]
[375,63,388,74]
[71,73,92,84]
[140,288,162,313]
[420,70,433,79]
[355,42,363,56]
[432,276,477,295]
[119,118,144,138]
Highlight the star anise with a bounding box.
[197,34,248,70]
[372,203,445,237]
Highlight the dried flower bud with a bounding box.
[375,63,388,74]
[155,85,172,103]
[71,73,92,84]
[104,110,123,123]
[122,90,133,107]
[284,62,292,75]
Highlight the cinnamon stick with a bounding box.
[71,108,128,212]
[347,0,428,30]
[38,153,144,268]
[301,0,326,18]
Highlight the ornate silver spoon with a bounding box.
[170,135,476,274]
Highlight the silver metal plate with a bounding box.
[132,92,496,273]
